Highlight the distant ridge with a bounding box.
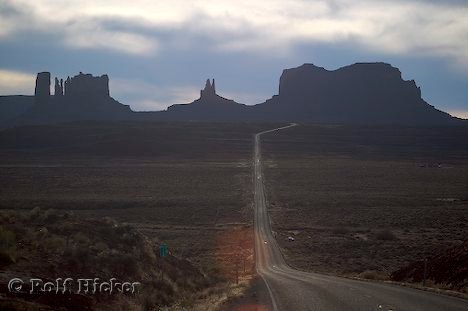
[252,62,460,125]
[0,95,33,124]
[5,72,132,126]
[163,78,248,121]
[0,63,465,127]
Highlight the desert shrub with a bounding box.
[56,223,73,247]
[64,245,90,270]
[115,253,139,276]
[93,241,109,253]
[376,229,398,241]
[359,270,388,280]
[73,232,90,245]
[0,300,38,311]
[0,226,15,249]
[115,224,133,235]
[141,280,175,309]
[0,250,16,266]
[36,227,49,239]
[0,211,16,223]
[6,223,27,238]
[44,235,66,254]
[0,226,16,266]
[96,249,138,277]
[103,216,118,227]
[97,225,117,241]
[332,227,349,235]
[43,209,60,224]
[27,206,42,222]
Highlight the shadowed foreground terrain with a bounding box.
[0,209,209,310]
[0,121,277,310]
[1,121,467,309]
[262,124,468,293]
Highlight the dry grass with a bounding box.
[261,124,468,285]
[0,121,272,309]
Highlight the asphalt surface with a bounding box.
[253,124,468,311]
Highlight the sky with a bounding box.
[0,0,467,118]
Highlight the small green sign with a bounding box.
[159,242,168,257]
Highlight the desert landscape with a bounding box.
[1,2,468,307]
[262,125,468,292]
[0,121,276,310]
[1,121,467,310]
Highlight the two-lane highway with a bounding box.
[253,124,468,311]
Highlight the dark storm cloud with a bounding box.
[0,0,466,116]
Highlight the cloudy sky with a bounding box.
[0,0,467,118]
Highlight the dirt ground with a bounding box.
[261,124,468,282]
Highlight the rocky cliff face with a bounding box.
[64,72,110,99]
[34,72,51,105]
[200,79,216,99]
[9,72,132,126]
[278,63,421,107]
[54,77,64,98]
[165,78,247,121]
[257,62,457,124]
[1,63,464,126]
[162,63,461,124]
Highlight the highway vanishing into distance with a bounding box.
[253,124,468,311]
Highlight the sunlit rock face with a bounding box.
[257,62,456,125]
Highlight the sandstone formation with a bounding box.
[1,62,465,126]
[255,62,457,124]
[200,79,216,99]
[54,78,64,97]
[34,72,50,105]
[64,72,110,99]
[8,71,133,126]
[165,78,247,121]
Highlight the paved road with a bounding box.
[253,124,468,311]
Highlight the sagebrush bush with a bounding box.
[44,235,66,254]
[0,226,15,250]
[0,226,16,266]
[332,227,349,235]
[359,270,388,280]
[376,229,398,241]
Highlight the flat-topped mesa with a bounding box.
[34,71,111,105]
[64,72,110,99]
[277,62,422,105]
[200,78,216,99]
[254,62,458,125]
[23,71,132,124]
[279,62,406,95]
[34,72,51,105]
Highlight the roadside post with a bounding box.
[159,242,169,280]
[160,242,169,257]
[423,258,428,287]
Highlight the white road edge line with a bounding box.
[261,274,279,311]
[255,123,297,311]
